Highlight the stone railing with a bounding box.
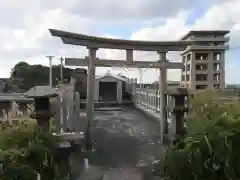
[135,88,160,112]
[135,87,190,144]
[135,88,176,113]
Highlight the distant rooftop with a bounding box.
[181,30,230,40]
[95,71,128,82]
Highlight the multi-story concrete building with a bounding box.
[180,30,230,90]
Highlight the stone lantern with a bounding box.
[25,86,85,178]
[25,86,57,131]
[168,87,189,145]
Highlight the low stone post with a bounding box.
[73,92,81,132]
[168,88,189,145]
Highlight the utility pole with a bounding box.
[46,56,54,88]
[59,57,64,83]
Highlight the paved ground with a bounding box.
[78,107,168,179]
[91,107,167,168]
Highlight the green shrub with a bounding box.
[0,120,69,180]
[164,90,240,180]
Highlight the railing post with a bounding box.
[132,78,137,104]
[146,91,149,108]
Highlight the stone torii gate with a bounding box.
[49,29,195,147]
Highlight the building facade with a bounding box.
[180,30,229,90]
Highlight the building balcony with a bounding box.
[213,69,221,74]
[182,45,229,53]
[213,79,220,83]
[195,81,209,85]
[191,37,229,42]
[195,70,208,74]
[189,45,229,50]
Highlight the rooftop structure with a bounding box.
[180,30,230,90]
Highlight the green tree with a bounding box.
[10,62,73,91]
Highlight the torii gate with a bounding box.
[49,29,195,149]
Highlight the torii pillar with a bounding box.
[85,47,97,151]
[158,51,168,142]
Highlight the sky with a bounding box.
[0,0,240,84]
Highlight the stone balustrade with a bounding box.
[135,88,175,113]
[135,88,160,112]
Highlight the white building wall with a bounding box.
[94,76,124,102]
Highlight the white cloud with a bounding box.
[0,0,239,85]
[103,0,240,83]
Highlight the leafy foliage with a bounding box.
[0,120,69,180]
[164,90,240,180]
[7,61,87,99]
[10,62,73,91]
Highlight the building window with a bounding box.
[182,67,185,72]
[187,54,191,61]
[196,64,208,71]
[186,64,191,71]
[196,74,208,81]
[213,63,220,71]
[196,53,208,61]
[214,42,224,46]
[214,84,220,89]
[214,52,221,61]
[186,75,190,81]
[213,74,220,82]
[181,75,185,81]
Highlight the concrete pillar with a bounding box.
[208,52,214,89]
[190,52,196,90]
[132,78,137,103]
[117,81,122,103]
[73,92,81,132]
[139,68,143,105]
[86,48,97,126]
[55,95,62,133]
[146,92,149,108]
[95,81,99,101]
[11,100,17,117]
[158,51,168,142]
[85,47,97,151]
[126,49,133,62]
[220,51,225,90]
